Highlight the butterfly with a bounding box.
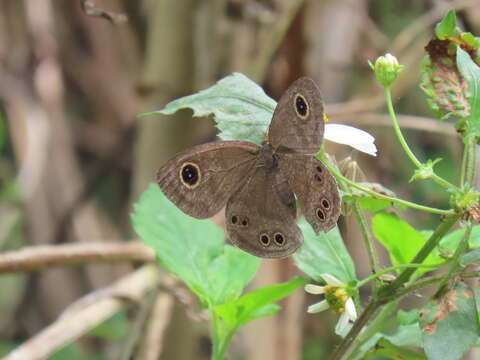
[156,77,340,258]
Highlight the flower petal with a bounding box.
[335,312,351,337]
[345,298,357,321]
[324,124,377,156]
[320,273,344,287]
[305,284,325,295]
[307,300,329,313]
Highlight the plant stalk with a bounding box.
[352,201,380,276]
[384,87,457,190]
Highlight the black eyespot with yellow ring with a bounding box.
[293,93,309,119]
[179,162,201,189]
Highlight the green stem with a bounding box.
[323,159,455,216]
[465,137,477,186]
[331,213,461,360]
[385,213,461,293]
[384,87,457,190]
[460,139,469,187]
[355,262,446,289]
[352,201,380,275]
[435,223,472,297]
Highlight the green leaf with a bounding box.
[364,338,426,360]
[420,281,480,360]
[457,47,480,139]
[139,73,276,145]
[293,218,356,284]
[439,225,480,251]
[461,248,480,266]
[435,9,457,40]
[132,184,260,306]
[214,277,306,329]
[372,212,442,273]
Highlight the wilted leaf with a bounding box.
[419,280,479,360]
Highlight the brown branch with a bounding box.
[80,0,127,24]
[2,264,161,360]
[135,293,175,360]
[0,242,155,273]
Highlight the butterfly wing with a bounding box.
[157,141,259,219]
[278,154,340,233]
[225,164,303,258]
[268,77,325,155]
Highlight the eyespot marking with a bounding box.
[294,94,309,119]
[322,199,330,209]
[179,162,201,189]
[260,233,270,246]
[316,166,323,173]
[231,215,238,224]
[316,208,326,221]
[241,218,249,226]
[314,174,322,182]
[274,233,285,246]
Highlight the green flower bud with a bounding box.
[369,53,404,87]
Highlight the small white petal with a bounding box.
[307,300,329,313]
[324,124,377,156]
[305,284,325,295]
[335,312,351,337]
[320,273,344,287]
[345,298,357,321]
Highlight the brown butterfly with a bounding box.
[156,77,341,258]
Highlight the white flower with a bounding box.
[305,274,358,337]
[324,124,377,157]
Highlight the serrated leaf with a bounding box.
[457,47,480,139]
[139,73,276,145]
[132,184,260,306]
[293,218,356,284]
[419,281,479,360]
[439,225,480,250]
[372,212,442,274]
[435,9,457,40]
[364,338,426,360]
[214,277,306,329]
[461,248,480,266]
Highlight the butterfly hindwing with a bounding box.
[225,164,303,258]
[278,154,341,233]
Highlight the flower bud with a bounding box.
[369,53,404,87]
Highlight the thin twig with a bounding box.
[2,265,161,360]
[0,242,155,273]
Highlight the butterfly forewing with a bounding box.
[225,164,303,259]
[268,77,325,155]
[157,141,259,219]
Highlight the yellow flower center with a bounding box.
[324,286,348,314]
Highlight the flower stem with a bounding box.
[434,222,472,297]
[355,262,446,289]
[331,213,461,360]
[384,87,457,190]
[322,159,455,216]
[352,201,380,276]
[465,137,477,186]
[385,213,461,293]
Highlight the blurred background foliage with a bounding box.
[0,0,478,359]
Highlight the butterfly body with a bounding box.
[156,77,340,258]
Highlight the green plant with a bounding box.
[134,9,480,360]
